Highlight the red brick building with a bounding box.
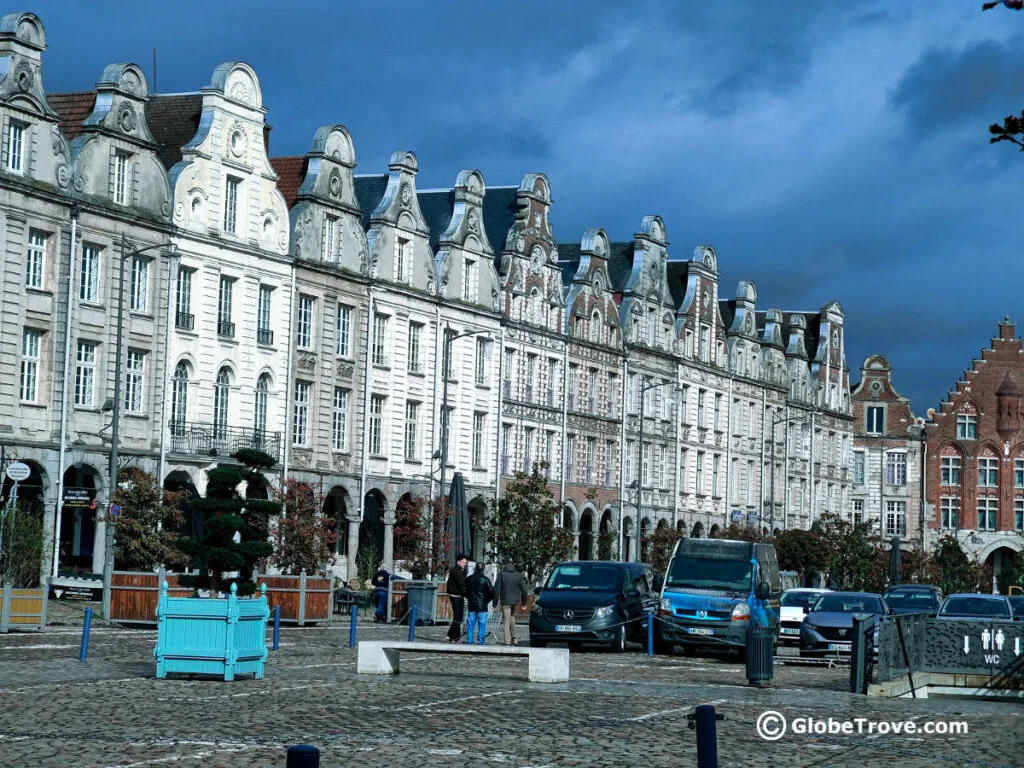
[926,317,1024,584]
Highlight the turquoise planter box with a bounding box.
[154,581,269,681]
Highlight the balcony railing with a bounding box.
[175,311,194,331]
[217,320,235,338]
[168,421,281,464]
[257,328,274,346]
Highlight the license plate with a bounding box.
[780,628,799,635]
[687,627,714,636]
[828,643,851,652]
[554,625,581,633]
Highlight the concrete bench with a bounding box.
[356,640,570,683]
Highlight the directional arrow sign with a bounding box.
[963,635,970,654]
[1016,637,1021,658]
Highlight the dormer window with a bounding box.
[322,215,336,262]
[114,151,131,205]
[5,121,25,174]
[223,176,240,234]
[396,237,410,282]
[462,259,477,301]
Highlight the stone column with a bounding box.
[383,512,396,573]
[346,519,360,583]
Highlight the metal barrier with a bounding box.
[849,613,875,694]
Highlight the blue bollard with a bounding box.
[79,607,92,661]
[273,605,281,651]
[695,704,720,768]
[349,604,357,648]
[286,744,320,768]
[408,604,418,641]
[647,609,654,656]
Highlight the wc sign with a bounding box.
[962,627,1022,664]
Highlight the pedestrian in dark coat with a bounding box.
[465,563,494,645]
[446,554,468,642]
[493,562,529,645]
[371,568,390,623]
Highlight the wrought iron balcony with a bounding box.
[175,311,194,331]
[257,328,274,346]
[217,320,236,339]
[168,421,281,463]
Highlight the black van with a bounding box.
[529,561,657,652]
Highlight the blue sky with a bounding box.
[24,0,1024,418]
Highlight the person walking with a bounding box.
[465,562,494,645]
[446,554,468,643]
[371,567,390,623]
[493,562,529,645]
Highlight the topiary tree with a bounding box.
[111,468,189,572]
[645,525,683,576]
[597,527,618,561]
[175,450,275,596]
[269,479,336,576]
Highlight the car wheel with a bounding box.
[653,637,674,655]
[610,624,627,653]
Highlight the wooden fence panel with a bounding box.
[110,571,191,624]
[257,573,332,626]
[0,586,47,632]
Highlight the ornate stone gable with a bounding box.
[616,216,676,349]
[564,228,622,351]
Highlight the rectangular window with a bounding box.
[396,237,409,281]
[978,457,998,487]
[941,496,960,530]
[175,267,193,329]
[257,285,273,345]
[564,434,574,481]
[462,258,476,301]
[695,451,704,494]
[746,401,755,436]
[1016,498,1023,531]
[625,440,635,484]
[699,324,709,362]
[332,388,348,451]
[586,437,596,484]
[501,424,512,474]
[124,350,145,412]
[525,354,537,403]
[713,394,722,431]
[941,456,962,486]
[977,497,997,531]
[1016,459,1024,489]
[885,452,907,485]
[322,215,336,261]
[884,500,906,537]
[336,305,351,357]
[957,414,977,440]
[129,256,148,312]
[626,373,636,414]
[19,328,41,402]
[74,341,96,407]
[292,381,310,446]
[369,395,385,455]
[587,369,597,414]
[866,406,884,434]
[25,230,45,288]
[6,120,25,173]
[114,151,129,205]
[605,440,614,486]
[712,454,720,496]
[407,322,422,373]
[746,459,755,505]
[80,245,100,302]
[223,177,240,234]
[296,294,314,349]
[475,337,487,385]
[524,428,535,474]
[372,313,388,366]
[852,499,864,525]
[217,277,235,338]
[697,389,706,427]
[853,451,865,484]
[404,401,419,460]
[545,431,555,479]
[472,412,485,467]
[546,358,558,406]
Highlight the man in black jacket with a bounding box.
[465,563,494,645]
[446,554,468,643]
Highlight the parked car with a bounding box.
[655,538,781,660]
[529,561,657,651]
[1008,595,1024,619]
[799,591,889,657]
[883,584,943,615]
[937,593,1013,620]
[778,588,830,645]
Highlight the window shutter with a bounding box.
[108,145,116,199]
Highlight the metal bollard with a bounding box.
[745,625,774,687]
[408,605,418,641]
[273,605,281,651]
[79,607,92,661]
[349,604,357,648]
[691,704,721,768]
[285,744,320,768]
[646,609,654,656]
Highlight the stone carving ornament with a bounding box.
[13,60,33,92]
[467,210,479,234]
[296,354,317,372]
[120,70,140,94]
[400,183,412,206]
[328,169,342,199]
[337,362,355,379]
[228,121,247,159]
[117,103,137,134]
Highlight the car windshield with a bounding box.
[781,591,821,608]
[544,564,620,591]
[812,594,884,614]
[665,556,752,593]
[884,591,940,610]
[940,596,1010,618]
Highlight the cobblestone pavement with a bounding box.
[0,601,1022,767]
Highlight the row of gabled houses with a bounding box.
[0,13,853,582]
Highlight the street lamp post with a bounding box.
[767,411,805,535]
[918,424,927,550]
[636,376,678,562]
[102,234,176,621]
[439,325,490,504]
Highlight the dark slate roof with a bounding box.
[145,94,204,170]
[416,189,455,252]
[606,241,636,292]
[780,311,819,358]
[719,299,736,331]
[481,186,518,270]
[666,261,690,308]
[353,174,388,230]
[48,91,96,141]
[270,156,306,209]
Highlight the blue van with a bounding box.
[654,538,781,660]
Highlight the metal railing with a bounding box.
[175,311,194,331]
[217,320,235,338]
[168,421,281,463]
[257,328,274,346]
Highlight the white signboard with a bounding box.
[5,462,30,482]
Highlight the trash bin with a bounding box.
[746,625,774,687]
[404,584,437,625]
